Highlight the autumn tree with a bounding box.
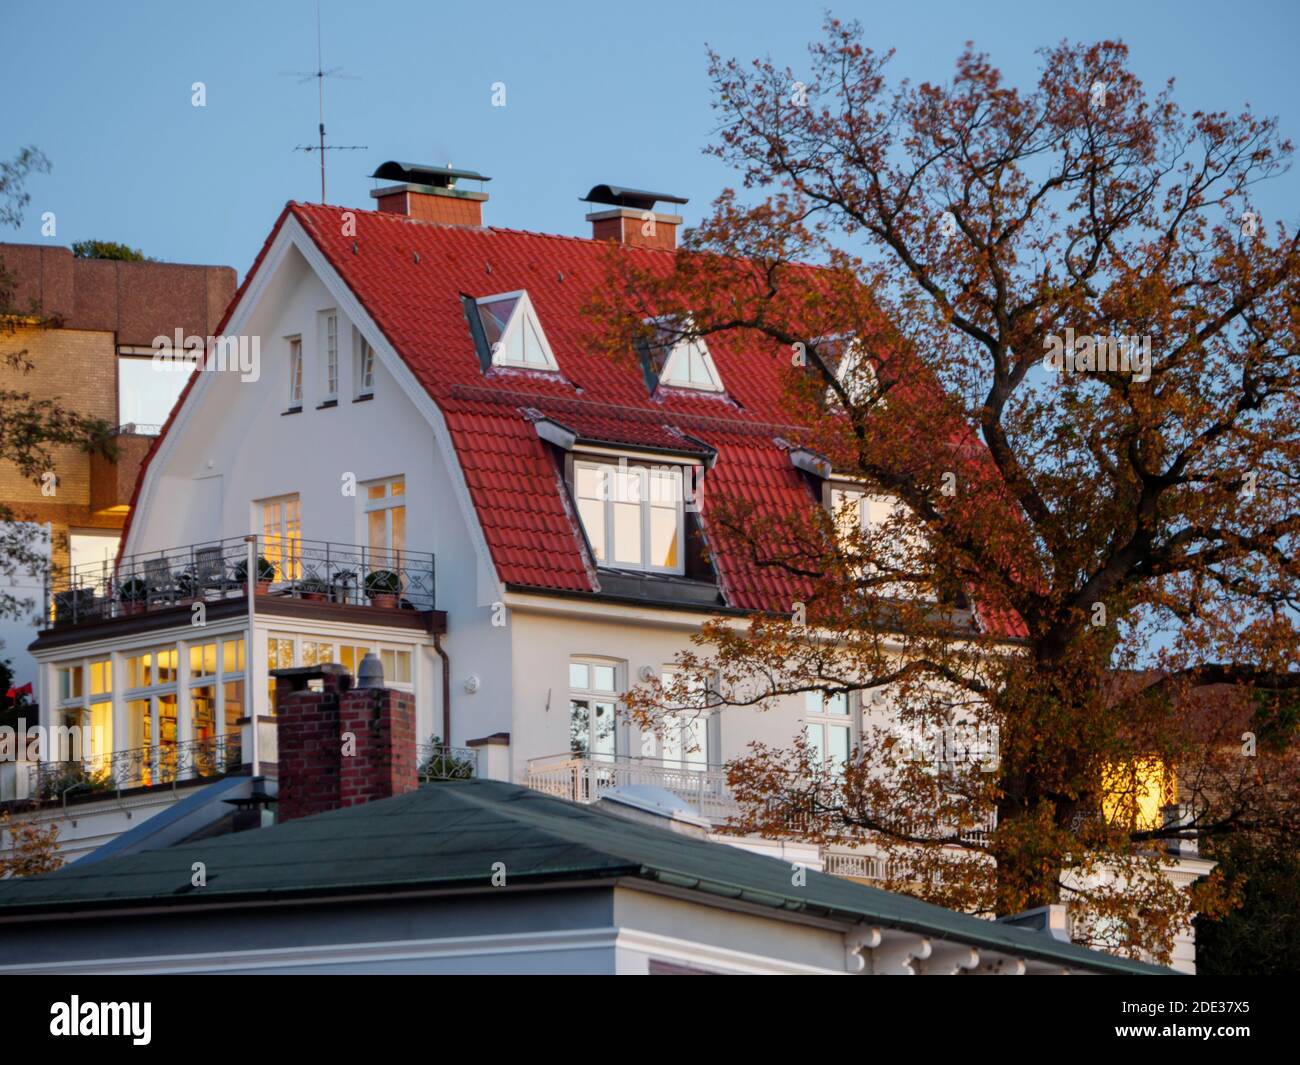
[587,21,1300,962]
[0,809,62,878]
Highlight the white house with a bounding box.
[4,164,1211,971]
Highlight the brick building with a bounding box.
[0,243,235,686]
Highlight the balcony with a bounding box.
[43,536,438,632]
[25,734,242,802]
[525,753,740,824]
[417,743,479,782]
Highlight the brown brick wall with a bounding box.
[0,325,125,578]
[275,665,417,822]
[376,190,484,226]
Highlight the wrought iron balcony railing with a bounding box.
[46,536,436,628]
[27,734,243,801]
[417,743,478,781]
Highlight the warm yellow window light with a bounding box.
[1102,757,1176,831]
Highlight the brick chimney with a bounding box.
[369,161,490,226]
[583,184,688,251]
[274,660,417,822]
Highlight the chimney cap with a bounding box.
[371,161,492,189]
[356,651,385,689]
[582,184,688,211]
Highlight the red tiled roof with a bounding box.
[122,201,1026,636]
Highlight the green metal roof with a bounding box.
[0,780,1169,974]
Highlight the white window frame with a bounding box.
[804,689,855,775]
[287,336,303,408]
[476,290,560,371]
[360,475,406,567]
[320,311,339,401]
[257,493,302,581]
[568,656,623,759]
[354,326,375,398]
[658,667,718,768]
[646,316,725,393]
[572,459,686,575]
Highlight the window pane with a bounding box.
[223,638,245,675]
[829,724,851,768]
[155,649,177,685]
[612,501,641,564]
[575,465,603,500]
[649,505,678,568]
[569,699,591,754]
[826,692,849,715]
[90,660,111,696]
[569,662,589,689]
[192,685,216,741]
[392,650,411,684]
[118,356,187,428]
[577,498,605,561]
[302,641,332,667]
[223,681,244,732]
[190,643,217,678]
[591,664,616,692]
[127,654,150,689]
[592,701,616,756]
[805,722,825,763]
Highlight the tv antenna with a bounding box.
[282,1,366,203]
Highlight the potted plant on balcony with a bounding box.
[118,577,147,616]
[52,587,96,625]
[364,569,400,608]
[174,571,199,604]
[296,576,330,602]
[234,556,276,594]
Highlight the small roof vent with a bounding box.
[582,184,688,212]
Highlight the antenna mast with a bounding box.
[285,1,365,204]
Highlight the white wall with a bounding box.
[123,243,508,747]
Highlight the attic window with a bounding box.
[642,318,724,392]
[816,335,879,408]
[474,290,558,370]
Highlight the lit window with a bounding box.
[301,640,333,667]
[1103,758,1176,831]
[475,291,558,370]
[287,336,303,407]
[259,494,301,581]
[573,460,684,574]
[89,659,111,697]
[569,658,620,759]
[339,645,373,674]
[645,319,724,392]
[805,690,853,773]
[380,648,411,685]
[190,643,217,678]
[363,476,406,569]
[222,638,245,675]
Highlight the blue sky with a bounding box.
[4,0,1297,278]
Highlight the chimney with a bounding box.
[273,660,417,822]
[369,161,491,226]
[583,184,688,251]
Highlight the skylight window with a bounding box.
[643,318,724,392]
[474,290,558,370]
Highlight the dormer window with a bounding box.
[816,335,877,408]
[640,318,724,393]
[471,290,558,370]
[573,459,685,574]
